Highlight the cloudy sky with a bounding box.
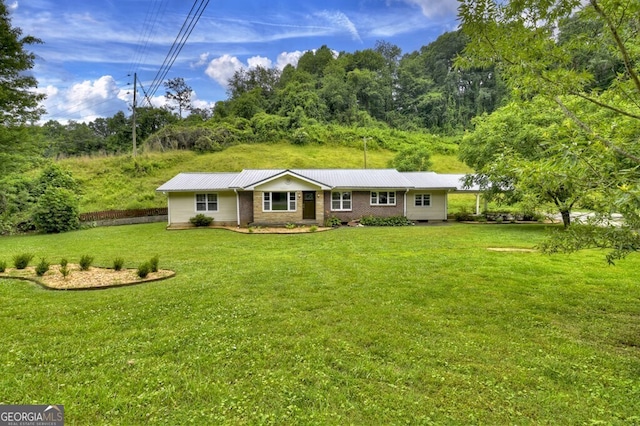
[9,0,459,123]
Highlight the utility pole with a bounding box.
[363,137,368,169]
[132,73,137,158]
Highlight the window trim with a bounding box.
[263,191,297,212]
[195,193,218,212]
[331,191,352,211]
[370,191,396,206]
[414,193,432,207]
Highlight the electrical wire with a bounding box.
[142,0,210,106]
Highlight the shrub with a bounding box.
[454,210,475,222]
[113,257,125,271]
[149,255,159,273]
[189,214,213,227]
[360,215,413,227]
[0,260,6,273]
[13,253,34,269]
[35,258,50,277]
[60,263,70,279]
[60,258,68,268]
[325,216,342,227]
[79,255,93,271]
[285,222,296,229]
[32,187,80,233]
[309,225,318,233]
[137,262,151,279]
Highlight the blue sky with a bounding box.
[10,0,459,123]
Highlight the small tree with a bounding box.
[389,144,432,171]
[164,77,193,118]
[32,187,79,233]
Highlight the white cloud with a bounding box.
[38,76,128,123]
[315,10,361,42]
[276,51,304,70]
[401,0,459,18]
[205,52,306,87]
[193,52,211,68]
[247,56,273,69]
[205,54,244,87]
[8,1,18,11]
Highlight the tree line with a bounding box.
[25,30,507,160]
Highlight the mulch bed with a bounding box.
[0,264,175,290]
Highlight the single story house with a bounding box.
[156,169,479,227]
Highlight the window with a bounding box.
[370,191,396,206]
[196,193,217,211]
[415,193,431,207]
[263,192,296,211]
[331,191,352,211]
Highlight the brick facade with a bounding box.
[252,191,325,225]
[323,190,405,223]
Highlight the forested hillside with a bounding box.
[21,30,505,160]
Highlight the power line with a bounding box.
[142,0,210,106]
[128,0,171,77]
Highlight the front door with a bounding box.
[302,191,316,220]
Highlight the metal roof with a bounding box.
[156,172,241,192]
[156,170,481,192]
[289,169,414,189]
[400,172,476,191]
[228,169,287,188]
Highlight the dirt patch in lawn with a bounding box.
[0,264,175,290]
[487,247,537,252]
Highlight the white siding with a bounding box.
[167,191,238,225]
[405,190,448,221]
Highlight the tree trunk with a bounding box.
[561,210,571,228]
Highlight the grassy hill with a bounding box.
[59,143,473,213]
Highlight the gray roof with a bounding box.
[157,169,480,192]
[289,169,413,189]
[401,172,479,191]
[156,172,240,192]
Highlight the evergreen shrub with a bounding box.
[190,214,213,227]
[13,253,34,269]
[35,258,50,277]
[79,255,93,271]
[113,257,125,271]
[137,262,151,279]
[359,216,413,226]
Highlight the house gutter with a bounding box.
[165,192,171,225]
[234,189,240,227]
[404,188,409,217]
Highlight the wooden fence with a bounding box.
[79,208,168,222]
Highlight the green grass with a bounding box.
[1,223,639,424]
[59,144,473,212]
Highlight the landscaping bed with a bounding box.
[0,264,175,290]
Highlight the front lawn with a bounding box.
[0,223,638,424]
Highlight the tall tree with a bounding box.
[164,77,193,118]
[0,0,46,178]
[0,0,45,125]
[460,97,593,227]
[458,0,640,261]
